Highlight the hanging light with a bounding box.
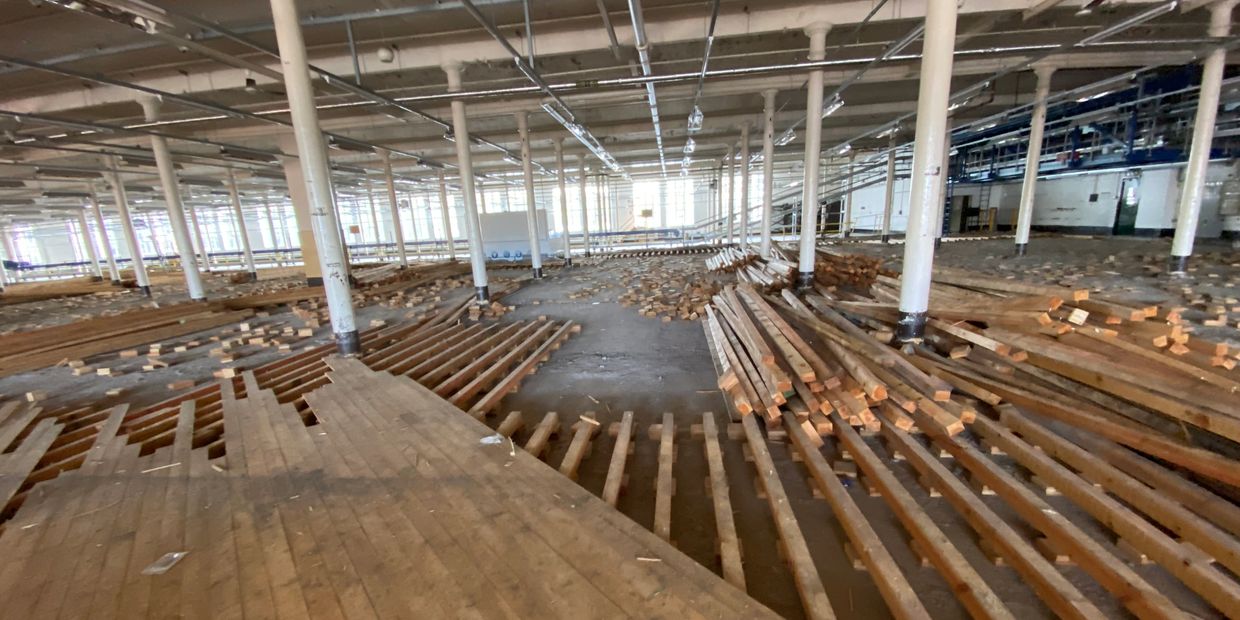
[832,143,852,157]
[775,128,796,146]
[687,106,704,133]
[822,95,845,119]
[683,137,697,155]
[875,125,900,139]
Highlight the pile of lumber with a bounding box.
[705,256,1240,618]
[814,246,887,289]
[0,277,131,305]
[707,246,796,291]
[702,283,964,438]
[616,257,721,321]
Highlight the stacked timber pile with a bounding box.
[618,259,720,321]
[707,246,795,291]
[602,244,717,259]
[702,253,1240,618]
[703,283,961,437]
[814,246,888,289]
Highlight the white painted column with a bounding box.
[76,210,103,280]
[1013,65,1056,256]
[437,170,456,261]
[796,23,831,287]
[896,0,956,342]
[477,182,488,214]
[578,155,591,256]
[725,145,735,245]
[378,150,409,268]
[270,0,359,354]
[738,124,752,250]
[1170,0,1237,273]
[842,151,856,237]
[444,62,490,300]
[140,97,206,300]
[881,138,897,243]
[89,189,121,283]
[365,180,383,249]
[105,162,151,295]
[554,139,572,266]
[0,251,7,291]
[516,112,545,278]
[759,89,777,258]
[226,169,259,280]
[187,204,211,271]
[262,195,281,265]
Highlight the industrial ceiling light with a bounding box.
[775,128,796,147]
[874,125,900,139]
[683,137,696,155]
[687,106,704,133]
[377,45,396,63]
[822,96,845,119]
[832,143,852,156]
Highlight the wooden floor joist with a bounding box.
[700,412,745,591]
[653,412,675,542]
[602,411,634,507]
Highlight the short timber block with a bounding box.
[978,539,1007,566]
[859,474,882,497]
[843,542,868,571]
[916,475,942,498]
[1035,537,1073,565]
[967,473,996,496]
[1029,474,1061,496]
[908,538,932,568]
[1115,538,1152,565]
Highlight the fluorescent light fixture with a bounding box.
[775,128,796,147]
[683,137,696,155]
[832,143,852,156]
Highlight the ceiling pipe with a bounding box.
[459,0,626,176]
[625,0,668,175]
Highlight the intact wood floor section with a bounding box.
[0,357,773,619]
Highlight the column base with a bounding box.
[335,330,362,357]
[111,279,122,286]
[934,238,942,250]
[90,275,104,282]
[796,271,815,290]
[475,285,490,302]
[563,258,572,268]
[306,276,324,287]
[896,311,927,343]
[584,251,592,257]
[1168,255,1189,275]
[139,285,152,297]
[532,267,544,279]
[881,234,890,243]
[246,271,258,283]
[190,296,207,302]
[1015,243,1028,257]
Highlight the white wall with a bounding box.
[480,210,550,260]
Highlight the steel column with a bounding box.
[226,169,259,280]
[759,89,777,258]
[269,0,359,354]
[140,97,205,300]
[738,124,751,250]
[896,0,957,342]
[578,155,591,256]
[881,137,897,243]
[445,62,490,301]
[89,189,121,283]
[554,139,571,266]
[1169,0,1236,273]
[76,210,103,280]
[725,145,735,245]
[516,112,545,277]
[796,23,831,287]
[1013,66,1056,256]
[378,150,409,268]
[105,161,151,295]
[437,171,456,261]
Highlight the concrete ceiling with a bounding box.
[0,0,1229,222]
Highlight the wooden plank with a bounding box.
[875,418,1104,620]
[701,412,745,591]
[466,321,577,417]
[886,406,1184,619]
[523,412,560,459]
[653,412,675,542]
[496,411,526,438]
[0,418,60,507]
[558,413,599,480]
[601,411,634,507]
[827,411,1006,620]
[739,413,836,620]
[783,411,935,620]
[976,409,1240,612]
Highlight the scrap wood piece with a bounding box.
[782,411,934,620]
[739,414,836,620]
[701,412,745,591]
[875,417,1105,620]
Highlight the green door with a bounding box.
[1113,172,1139,235]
